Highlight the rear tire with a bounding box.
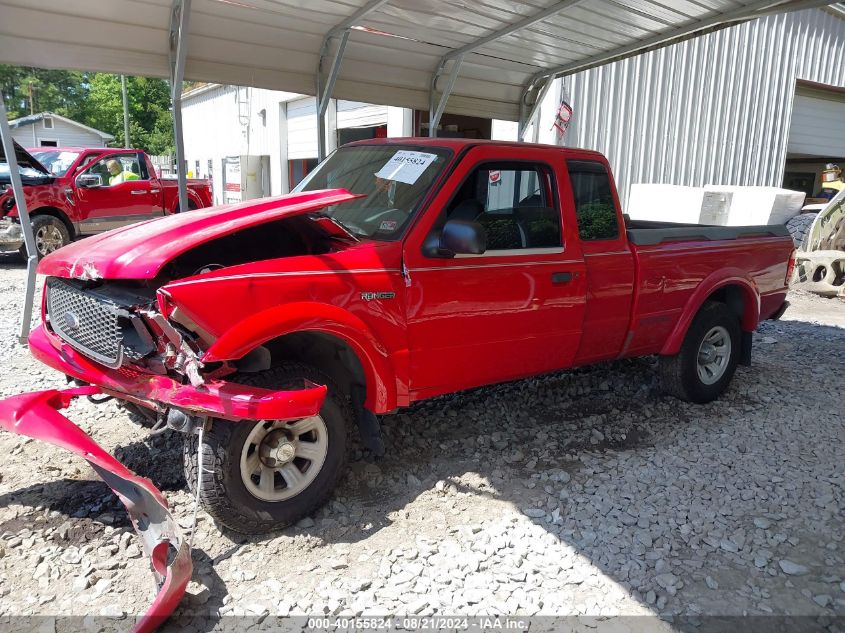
[785,212,818,249]
[183,363,351,534]
[659,301,741,403]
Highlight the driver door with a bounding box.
[74,152,165,234]
[402,145,588,399]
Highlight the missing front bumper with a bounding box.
[0,386,191,633]
[30,324,327,421]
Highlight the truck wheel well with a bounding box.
[262,331,367,398]
[705,285,747,326]
[30,207,75,239]
[704,284,754,365]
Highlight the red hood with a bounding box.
[38,189,361,280]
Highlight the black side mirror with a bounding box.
[77,174,103,188]
[423,219,487,258]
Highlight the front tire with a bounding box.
[20,215,70,259]
[659,301,741,403]
[183,363,351,534]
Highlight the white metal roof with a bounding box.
[0,0,836,121]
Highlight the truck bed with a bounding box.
[625,217,790,245]
[622,217,794,358]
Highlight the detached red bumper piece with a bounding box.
[0,386,191,633]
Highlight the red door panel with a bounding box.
[402,145,588,399]
[74,152,164,234]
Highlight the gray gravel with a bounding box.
[0,261,842,628]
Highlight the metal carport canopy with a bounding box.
[0,0,834,345]
[0,0,832,125]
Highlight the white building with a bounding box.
[181,6,845,207]
[181,85,416,204]
[8,112,114,148]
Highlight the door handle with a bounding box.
[149,188,161,194]
[552,271,573,284]
[130,189,148,195]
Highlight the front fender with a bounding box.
[660,268,760,356]
[202,302,398,412]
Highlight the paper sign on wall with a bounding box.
[375,151,437,185]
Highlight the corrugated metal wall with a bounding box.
[558,8,845,207]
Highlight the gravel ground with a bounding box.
[0,260,842,631]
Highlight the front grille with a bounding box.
[46,278,124,368]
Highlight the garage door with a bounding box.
[788,85,845,157]
[287,97,317,160]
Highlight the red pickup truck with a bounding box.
[0,142,212,257]
[0,139,794,616]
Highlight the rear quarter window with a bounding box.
[567,160,619,241]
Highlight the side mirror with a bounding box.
[77,174,103,188]
[423,219,487,258]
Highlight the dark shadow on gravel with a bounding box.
[1,319,843,626]
[0,253,25,268]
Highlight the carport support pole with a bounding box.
[121,75,131,149]
[518,77,553,141]
[0,93,39,343]
[316,29,350,162]
[169,0,191,212]
[429,55,463,138]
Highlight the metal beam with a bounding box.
[317,30,349,161]
[527,0,834,86]
[517,76,553,141]
[0,94,38,343]
[443,0,586,62]
[429,55,463,137]
[327,0,392,39]
[316,0,391,160]
[169,0,191,212]
[428,0,583,139]
[121,75,131,148]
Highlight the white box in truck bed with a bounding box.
[627,184,732,224]
[627,183,804,226]
[703,185,805,226]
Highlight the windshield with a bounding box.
[293,144,451,240]
[30,150,81,176]
[0,163,50,179]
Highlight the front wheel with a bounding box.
[183,363,351,534]
[659,301,741,403]
[19,215,70,259]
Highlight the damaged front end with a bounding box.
[37,277,327,422]
[0,280,327,628]
[0,191,365,627]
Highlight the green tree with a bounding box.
[85,74,174,155]
[0,66,91,120]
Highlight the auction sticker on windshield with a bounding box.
[375,151,438,185]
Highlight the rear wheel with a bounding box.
[183,363,351,534]
[785,212,818,249]
[19,215,70,259]
[659,301,741,403]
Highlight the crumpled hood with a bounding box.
[38,189,361,280]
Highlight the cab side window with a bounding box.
[85,154,146,187]
[567,160,619,241]
[445,163,561,250]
